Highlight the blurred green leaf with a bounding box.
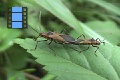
[42,74,56,80]
[1,0,120,80]
[14,32,120,80]
[14,38,109,80]
[34,0,84,34]
[80,22,120,79]
[0,18,22,52]
[7,68,27,80]
[14,0,46,35]
[7,45,29,69]
[13,0,120,80]
[85,20,120,45]
[86,0,120,16]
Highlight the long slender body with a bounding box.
[32,30,78,51]
[65,38,105,55]
[31,27,104,54]
[39,31,76,44]
[40,32,104,54]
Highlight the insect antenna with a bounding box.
[29,25,39,34]
[29,11,43,41]
[29,11,42,33]
[96,33,112,45]
[38,11,42,32]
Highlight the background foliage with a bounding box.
[0,0,120,80]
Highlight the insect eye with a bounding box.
[47,32,53,35]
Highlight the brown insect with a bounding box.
[30,11,105,55]
[30,28,79,52]
[31,25,105,56]
[66,35,105,56]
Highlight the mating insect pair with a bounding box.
[30,27,105,55]
[30,11,105,56]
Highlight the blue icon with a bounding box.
[12,22,22,28]
[12,13,22,21]
[12,7,22,12]
[7,7,28,29]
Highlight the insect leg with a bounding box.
[53,40,58,43]
[77,34,85,39]
[92,45,99,56]
[48,39,53,45]
[67,46,82,53]
[60,29,69,35]
[47,39,55,52]
[79,45,90,53]
[33,35,40,41]
[31,39,48,51]
[96,38,105,45]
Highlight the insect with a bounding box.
[30,27,84,54]
[29,12,83,53]
[31,25,105,55]
[30,11,105,55]
[65,34,105,56]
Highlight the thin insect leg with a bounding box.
[77,34,85,39]
[47,39,53,49]
[31,39,48,50]
[60,29,69,35]
[33,35,40,41]
[67,46,81,52]
[79,45,90,53]
[49,39,53,45]
[53,40,62,44]
[48,39,55,52]
[53,39,64,44]
[53,40,58,43]
[92,45,99,56]
[96,38,105,45]
[47,44,55,52]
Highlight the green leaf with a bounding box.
[34,0,84,34]
[13,0,120,80]
[42,74,56,80]
[0,18,22,52]
[14,35,120,80]
[79,22,120,80]
[86,20,120,45]
[86,0,120,16]
[7,68,27,80]
[7,46,29,69]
